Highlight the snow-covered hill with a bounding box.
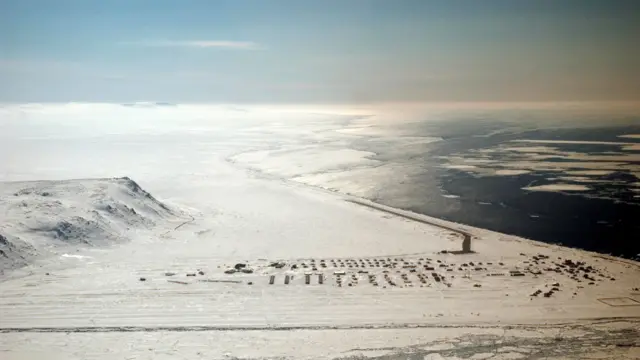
[0,177,177,272]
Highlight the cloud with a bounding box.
[122,40,261,50]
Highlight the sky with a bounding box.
[1,0,640,104]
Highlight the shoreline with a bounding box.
[2,167,640,359]
[229,153,640,265]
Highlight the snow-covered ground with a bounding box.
[0,177,180,273]
[1,103,639,359]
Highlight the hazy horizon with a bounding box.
[2,0,640,104]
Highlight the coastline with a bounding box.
[1,158,639,358]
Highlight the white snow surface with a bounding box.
[1,103,639,359]
[522,183,591,192]
[0,177,178,272]
[231,147,378,177]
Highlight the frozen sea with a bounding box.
[2,102,640,360]
[1,102,639,259]
[348,119,640,259]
